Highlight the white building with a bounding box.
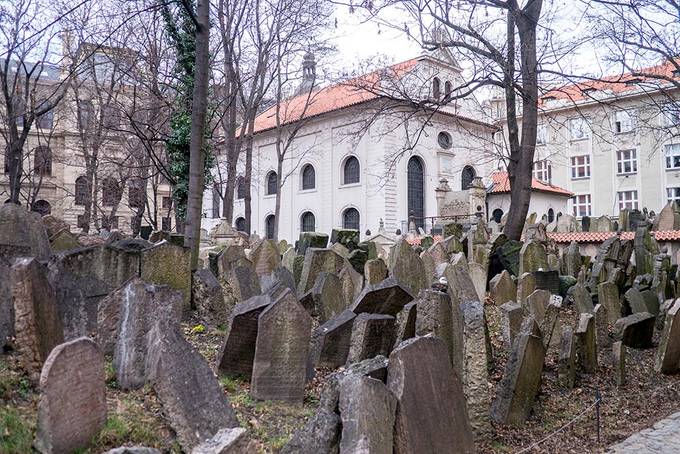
[203,50,499,242]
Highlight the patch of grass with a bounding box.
[219,375,244,393]
[190,324,206,334]
[0,406,33,453]
[88,402,161,452]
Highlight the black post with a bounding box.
[595,388,602,444]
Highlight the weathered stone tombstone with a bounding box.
[532,270,560,295]
[490,270,516,306]
[568,284,594,314]
[140,241,191,312]
[386,336,474,453]
[576,313,597,373]
[0,203,51,260]
[526,289,551,323]
[655,201,680,231]
[307,310,356,375]
[491,317,545,425]
[614,312,655,349]
[560,241,583,277]
[518,240,548,276]
[415,289,455,363]
[598,281,622,324]
[350,276,414,316]
[11,258,64,382]
[558,325,577,389]
[612,341,626,386]
[388,238,428,295]
[468,262,488,301]
[192,269,227,326]
[500,302,523,350]
[541,295,563,350]
[393,301,417,348]
[516,272,537,306]
[225,260,262,303]
[593,304,610,349]
[655,300,680,373]
[299,272,345,322]
[298,232,329,256]
[364,258,388,286]
[145,321,239,451]
[338,374,396,454]
[35,337,106,454]
[251,289,312,402]
[216,294,273,379]
[346,313,396,364]
[249,239,282,278]
[444,253,480,306]
[191,427,249,454]
[297,248,347,294]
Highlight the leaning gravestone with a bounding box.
[500,302,522,350]
[297,248,348,294]
[415,289,455,364]
[0,203,51,260]
[250,239,282,278]
[388,238,428,295]
[468,262,488,302]
[364,258,388,285]
[145,321,239,451]
[568,284,594,314]
[251,289,312,403]
[576,313,597,373]
[11,258,64,382]
[518,240,548,276]
[192,269,227,326]
[387,336,474,454]
[614,312,655,349]
[655,300,680,373]
[346,313,396,364]
[35,337,106,454]
[338,374,396,454]
[490,270,516,306]
[299,272,345,322]
[216,294,272,379]
[598,282,622,324]
[444,253,480,306]
[558,325,577,389]
[461,300,492,435]
[612,342,626,386]
[307,310,356,375]
[526,289,551,323]
[491,317,545,425]
[393,301,417,348]
[350,276,414,316]
[140,241,191,312]
[225,260,262,303]
[298,232,329,256]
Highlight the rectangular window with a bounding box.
[533,160,551,183]
[616,149,637,174]
[615,110,634,133]
[665,144,680,169]
[663,102,680,126]
[536,124,547,145]
[572,194,592,217]
[668,187,680,204]
[162,196,172,210]
[617,190,638,210]
[571,155,591,179]
[77,214,88,229]
[569,117,590,140]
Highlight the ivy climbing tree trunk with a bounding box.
[184,0,211,271]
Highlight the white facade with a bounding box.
[487,191,569,223]
[203,54,496,243]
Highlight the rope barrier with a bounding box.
[515,398,602,454]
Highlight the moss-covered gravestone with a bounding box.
[140,241,191,312]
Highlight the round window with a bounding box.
[438,131,452,149]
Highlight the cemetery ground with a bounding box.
[2,306,680,453]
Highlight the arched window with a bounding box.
[492,208,503,223]
[548,208,555,223]
[36,99,54,129]
[407,156,425,230]
[301,211,315,232]
[444,81,452,99]
[343,207,360,230]
[212,184,221,218]
[33,146,52,176]
[461,165,476,190]
[343,156,360,185]
[75,176,89,206]
[432,77,441,100]
[235,217,246,232]
[301,164,315,190]
[102,177,122,207]
[236,176,246,200]
[266,171,278,196]
[128,178,144,209]
[265,214,276,239]
[31,199,51,216]
[78,100,94,130]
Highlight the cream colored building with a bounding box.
[490,60,680,220]
[0,52,173,235]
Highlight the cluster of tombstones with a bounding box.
[6,197,680,453]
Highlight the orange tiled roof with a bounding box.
[406,235,444,246]
[252,59,419,134]
[548,230,680,244]
[487,171,573,197]
[540,60,680,105]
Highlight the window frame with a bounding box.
[33,146,52,176]
[614,110,634,134]
[665,143,680,170]
[536,123,547,145]
[301,164,316,191]
[265,171,278,196]
[663,102,680,127]
[569,117,591,141]
[616,149,637,175]
[667,187,680,204]
[617,190,639,210]
[342,156,361,186]
[300,211,316,232]
[571,193,592,217]
[570,155,591,179]
[342,207,360,230]
[533,159,551,183]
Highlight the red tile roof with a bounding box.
[548,230,680,244]
[487,171,573,197]
[406,235,443,246]
[252,59,419,134]
[541,60,680,105]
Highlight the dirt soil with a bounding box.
[2,305,680,453]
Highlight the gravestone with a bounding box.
[415,289,455,363]
[614,312,655,349]
[598,282,622,324]
[0,258,12,349]
[11,258,64,382]
[461,300,492,435]
[298,232,329,256]
[249,239,282,278]
[655,300,680,373]
[307,310,356,374]
[526,289,551,323]
[541,295,563,349]
[393,301,417,347]
[260,266,297,300]
[593,304,610,349]
[338,375,396,454]
[192,269,227,326]
[656,202,680,231]
[216,294,272,379]
[191,428,249,454]
[251,290,312,402]
[500,302,522,350]
[331,228,360,249]
[346,313,396,364]
[561,242,582,278]
[281,247,296,273]
[568,284,594,313]
[225,261,261,303]
[612,341,625,386]
[299,272,345,321]
[491,317,545,426]
[532,270,560,295]
[496,240,522,276]
[298,248,348,294]
[35,338,106,454]
[625,288,651,314]
[364,258,388,285]
[388,239,428,295]
[216,245,246,278]
[444,253,480,306]
[516,272,537,306]
[103,279,184,390]
[468,262,488,301]
[145,321,239,451]
[350,277,414,316]
[518,240,548,276]
[50,229,79,252]
[575,313,597,373]
[490,270,516,306]
[386,336,474,454]
[0,203,51,259]
[331,242,350,259]
[140,241,191,312]
[558,326,577,389]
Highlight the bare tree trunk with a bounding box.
[244,131,254,235]
[183,0,211,271]
[273,156,283,241]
